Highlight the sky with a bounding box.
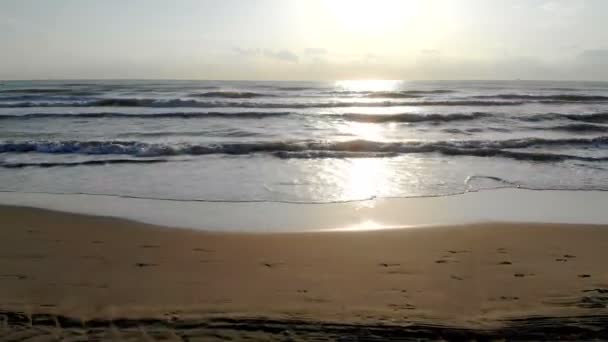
[1,0,608,81]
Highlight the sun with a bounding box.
[327,0,415,34]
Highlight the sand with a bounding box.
[1,205,608,340]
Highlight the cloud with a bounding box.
[541,1,585,15]
[232,47,262,57]
[264,49,299,63]
[304,48,327,55]
[232,47,299,63]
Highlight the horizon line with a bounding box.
[2,78,608,83]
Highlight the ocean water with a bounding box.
[1,79,608,204]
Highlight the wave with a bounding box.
[0,88,87,94]
[189,91,273,99]
[336,112,490,123]
[476,94,608,102]
[0,111,292,120]
[116,129,263,138]
[0,159,172,168]
[330,90,456,96]
[2,137,607,162]
[0,98,524,108]
[523,112,608,123]
[538,123,608,133]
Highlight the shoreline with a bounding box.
[1,188,608,232]
[1,205,608,339]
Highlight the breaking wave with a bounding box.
[335,112,491,123]
[0,111,292,120]
[0,159,172,168]
[0,98,525,108]
[2,137,607,162]
[522,112,608,123]
[538,123,608,133]
[476,94,608,102]
[189,91,272,98]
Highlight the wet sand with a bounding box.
[1,205,608,340]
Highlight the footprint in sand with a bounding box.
[435,259,448,264]
[499,261,512,265]
[135,262,158,268]
[450,275,464,280]
[556,254,576,262]
[578,274,591,278]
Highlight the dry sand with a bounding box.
[1,205,608,340]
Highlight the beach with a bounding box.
[2,79,608,339]
[2,205,608,340]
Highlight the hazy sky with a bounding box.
[1,0,608,80]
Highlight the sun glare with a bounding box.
[328,0,415,34]
[335,79,402,92]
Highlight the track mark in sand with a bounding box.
[388,303,416,310]
[135,262,158,268]
[25,229,40,234]
[514,273,526,278]
[192,248,213,253]
[378,262,400,267]
[386,269,415,275]
[583,288,608,294]
[499,296,519,301]
[497,248,508,254]
[140,244,161,249]
[555,258,568,262]
[499,261,512,265]
[578,274,592,278]
[0,274,27,280]
[448,250,470,254]
[564,254,576,259]
[450,275,464,281]
[435,259,448,264]
[578,289,608,309]
[261,262,285,268]
[304,296,329,304]
[296,289,308,294]
[91,240,104,244]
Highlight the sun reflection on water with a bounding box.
[343,158,392,201]
[334,79,403,92]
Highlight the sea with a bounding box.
[1,79,608,208]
